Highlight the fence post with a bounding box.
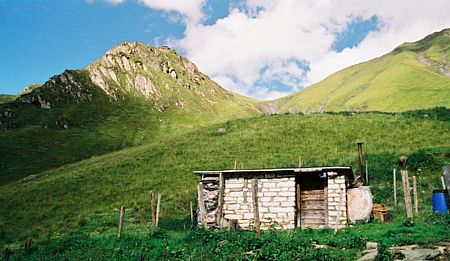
[413,176,418,214]
[401,170,413,219]
[156,193,161,228]
[393,169,397,206]
[117,206,125,239]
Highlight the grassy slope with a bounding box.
[276,29,450,113]
[0,110,449,243]
[0,94,16,104]
[0,66,260,185]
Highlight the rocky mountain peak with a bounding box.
[85,41,227,111]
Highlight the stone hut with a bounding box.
[194,166,354,230]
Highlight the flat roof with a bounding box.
[193,166,352,175]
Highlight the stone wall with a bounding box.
[223,176,296,230]
[327,175,347,228]
[198,178,219,228]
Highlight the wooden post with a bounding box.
[401,170,413,219]
[150,191,156,228]
[251,178,260,238]
[324,183,329,227]
[413,176,418,215]
[298,157,302,168]
[234,161,237,170]
[117,206,125,239]
[365,160,369,185]
[217,173,225,227]
[393,169,397,206]
[155,193,161,228]
[190,201,194,226]
[197,183,207,228]
[296,183,301,228]
[334,188,344,234]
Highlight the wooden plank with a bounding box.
[296,183,301,227]
[301,190,325,194]
[197,183,207,228]
[324,182,329,227]
[216,173,225,227]
[252,178,260,238]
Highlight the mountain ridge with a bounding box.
[274,28,450,113]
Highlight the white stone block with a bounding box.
[273,196,287,202]
[227,204,241,210]
[280,201,295,207]
[227,183,244,189]
[262,213,277,219]
[269,207,290,213]
[278,191,295,197]
[262,201,281,207]
[229,192,242,197]
[259,207,269,212]
[263,192,278,197]
[277,181,295,188]
[224,214,242,220]
[242,213,253,219]
[263,182,276,188]
[277,212,287,218]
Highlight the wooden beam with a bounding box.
[324,181,329,227]
[401,170,413,219]
[197,183,208,228]
[296,182,301,228]
[252,178,260,237]
[217,173,225,228]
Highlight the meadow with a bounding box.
[1,108,449,253]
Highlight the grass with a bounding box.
[0,94,16,104]
[5,211,449,260]
[0,69,260,185]
[0,109,448,245]
[275,28,450,113]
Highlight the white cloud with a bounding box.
[168,0,450,100]
[138,0,206,23]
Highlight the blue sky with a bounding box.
[1,1,449,99]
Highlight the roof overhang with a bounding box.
[193,166,352,175]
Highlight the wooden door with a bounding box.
[296,174,327,228]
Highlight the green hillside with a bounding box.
[0,43,260,184]
[1,109,449,243]
[275,28,450,113]
[0,94,15,104]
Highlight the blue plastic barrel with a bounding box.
[432,190,449,214]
